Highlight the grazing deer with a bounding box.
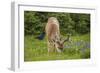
[45,17,70,53]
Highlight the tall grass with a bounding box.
[24,34,90,61]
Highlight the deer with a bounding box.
[45,17,70,53]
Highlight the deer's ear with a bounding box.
[63,34,71,44]
[63,39,68,44]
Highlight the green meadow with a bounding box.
[24,34,90,61]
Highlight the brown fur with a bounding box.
[45,17,60,40]
[45,17,62,53]
[45,17,70,53]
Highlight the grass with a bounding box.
[24,34,90,61]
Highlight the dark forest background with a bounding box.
[24,11,90,35]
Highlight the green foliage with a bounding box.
[24,11,90,35]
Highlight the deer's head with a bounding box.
[53,34,71,52]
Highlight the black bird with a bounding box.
[36,32,45,40]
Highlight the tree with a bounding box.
[24,11,90,35]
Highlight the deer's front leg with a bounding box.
[47,41,53,53]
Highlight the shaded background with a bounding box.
[24,11,90,36]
